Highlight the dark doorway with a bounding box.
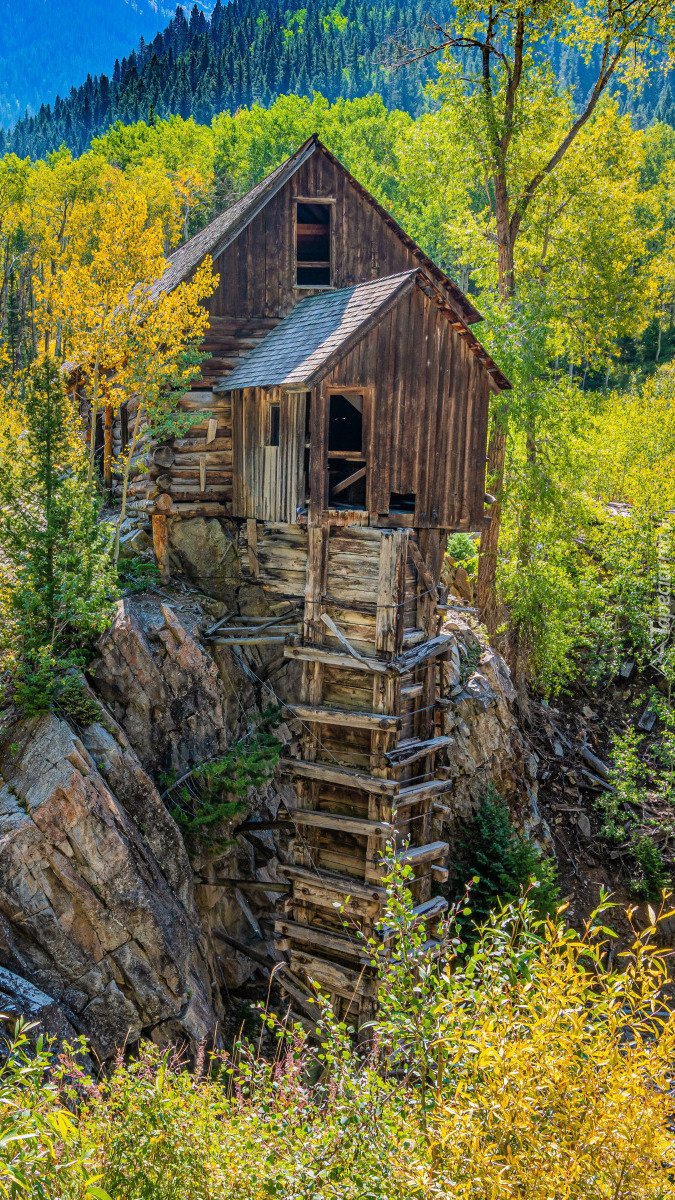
[296,202,331,286]
[327,392,366,509]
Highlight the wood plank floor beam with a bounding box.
[285,807,395,838]
[289,703,401,731]
[279,756,399,795]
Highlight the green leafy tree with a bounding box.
[0,356,115,709]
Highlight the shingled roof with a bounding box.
[152,134,482,327]
[216,271,511,393]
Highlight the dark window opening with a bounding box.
[328,392,366,509]
[328,462,367,509]
[390,491,416,513]
[297,201,330,286]
[268,402,280,447]
[328,393,363,452]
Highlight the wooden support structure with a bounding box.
[84,135,511,1030]
[273,520,453,1026]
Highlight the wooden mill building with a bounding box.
[123,135,510,1024]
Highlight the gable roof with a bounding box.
[216,270,511,394]
[152,134,482,327]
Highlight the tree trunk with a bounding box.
[477,172,514,629]
[477,415,507,628]
[103,403,113,497]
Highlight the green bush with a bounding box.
[56,675,102,726]
[169,721,282,839]
[117,554,161,595]
[447,531,478,567]
[630,835,668,902]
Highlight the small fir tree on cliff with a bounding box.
[0,357,115,712]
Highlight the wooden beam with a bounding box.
[289,704,401,731]
[285,807,395,838]
[386,735,454,768]
[284,644,388,674]
[151,513,170,582]
[290,950,376,999]
[408,537,437,597]
[330,464,367,497]
[279,863,387,901]
[275,919,370,961]
[279,757,398,795]
[391,634,454,674]
[395,780,451,808]
[397,841,449,867]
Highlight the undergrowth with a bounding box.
[3,865,675,1199]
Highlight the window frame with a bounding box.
[294,197,335,290]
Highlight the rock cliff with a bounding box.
[0,570,546,1058]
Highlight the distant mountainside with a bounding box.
[2,0,452,158]
[2,0,674,160]
[0,1,214,128]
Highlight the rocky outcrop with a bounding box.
[434,615,549,850]
[0,708,217,1061]
[92,598,233,777]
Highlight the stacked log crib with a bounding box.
[243,520,454,1026]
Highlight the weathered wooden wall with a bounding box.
[209,152,429,321]
[232,388,306,523]
[309,287,490,530]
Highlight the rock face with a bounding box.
[434,615,549,850]
[0,573,547,1059]
[92,599,232,778]
[168,516,240,603]
[0,708,217,1061]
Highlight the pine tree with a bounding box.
[0,358,115,707]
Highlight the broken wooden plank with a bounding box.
[386,735,453,768]
[391,634,454,674]
[320,612,371,665]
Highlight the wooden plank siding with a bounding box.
[208,154,433,322]
[315,287,490,530]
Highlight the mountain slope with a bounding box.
[3,0,673,160]
[2,0,449,159]
[0,0,209,128]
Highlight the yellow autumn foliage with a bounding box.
[2,893,674,1199]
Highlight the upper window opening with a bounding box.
[296,201,330,286]
[268,402,280,447]
[328,393,363,453]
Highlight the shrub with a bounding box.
[630,835,668,902]
[4,880,675,1199]
[446,531,477,568]
[0,1018,107,1200]
[168,721,282,839]
[56,676,102,727]
[116,554,161,595]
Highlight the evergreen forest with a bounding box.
[3,0,675,161]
